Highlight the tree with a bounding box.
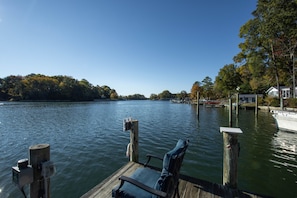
[21,74,59,100]
[150,94,158,100]
[101,85,111,99]
[235,0,297,97]
[178,90,188,100]
[214,64,242,97]
[190,81,202,100]
[0,74,118,101]
[158,90,172,100]
[57,76,79,100]
[110,89,118,99]
[201,76,214,99]
[236,64,252,93]
[1,75,24,100]
[127,94,146,100]
[78,79,94,100]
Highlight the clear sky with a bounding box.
[0,0,257,97]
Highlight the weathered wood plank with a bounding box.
[81,162,141,198]
[81,162,268,198]
[179,180,198,198]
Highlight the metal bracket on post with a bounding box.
[12,158,33,193]
[123,117,133,131]
[12,144,55,198]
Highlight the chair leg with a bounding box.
[174,181,180,198]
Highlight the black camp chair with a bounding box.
[112,139,189,198]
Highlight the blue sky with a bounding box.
[0,0,257,97]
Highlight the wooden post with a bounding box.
[220,127,243,189]
[130,120,139,163]
[196,91,200,119]
[255,94,258,116]
[29,144,50,198]
[236,93,239,118]
[229,97,232,127]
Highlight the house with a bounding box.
[266,86,297,99]
[239,94,263,104]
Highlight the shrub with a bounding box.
[264,96,280,107]
[287,98,297,108]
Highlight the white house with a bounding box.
[266,86,297,98]
[239,94,263,104]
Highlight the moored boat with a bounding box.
[271,110,297,133]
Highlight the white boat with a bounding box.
[272,110,297,133]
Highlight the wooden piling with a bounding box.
[236,93,239,118]
[229,97,232,127]
[220,127,243,189]
[29,144,50,198]
[196,91,200,119]
[129,120,139,163]
[255,94,258,116]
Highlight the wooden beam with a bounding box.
[220,127,243,189]
[130,120,139,163]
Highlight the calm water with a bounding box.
[0,101,296,198]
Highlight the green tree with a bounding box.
[101,85,111,99]
[178,90,188,100]
[158,90,172,100]
[235,0,297,97]
[92,85,103,99]
[21,74,60,100]
[201,76,214,99]
[0,74,118,101]
[58,76,78,100]
[1,75,23,100]
[78,79,94,100]
[214,64,242,97]
[150,94,158,100]
[127,94,146,100]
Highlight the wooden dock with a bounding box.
[80,161,267,198]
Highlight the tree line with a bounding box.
[0,74,118,101]
[152,0,297,103]
[186,0,297,102]
[214,0,297,99]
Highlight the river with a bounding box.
[0,101,296,197]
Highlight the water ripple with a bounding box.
[1,101,296,197]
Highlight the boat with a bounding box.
[204,100,224,108]
[271,110,297,133]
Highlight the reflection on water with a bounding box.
[271,131,297,168]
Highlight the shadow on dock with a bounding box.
[81,162,270,198]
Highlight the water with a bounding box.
[0,101,296,198]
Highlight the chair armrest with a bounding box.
[144,154,163,166]
[117,176,167,198]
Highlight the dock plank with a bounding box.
[81,162,267,198]
[81,162,142,198]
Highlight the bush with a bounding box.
[287,98,297,108]
[264,96,280,107]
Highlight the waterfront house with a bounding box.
[266,86,297,99]
[239,94,262,104]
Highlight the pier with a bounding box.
[81,120,268,198]
[81,161,265,198]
